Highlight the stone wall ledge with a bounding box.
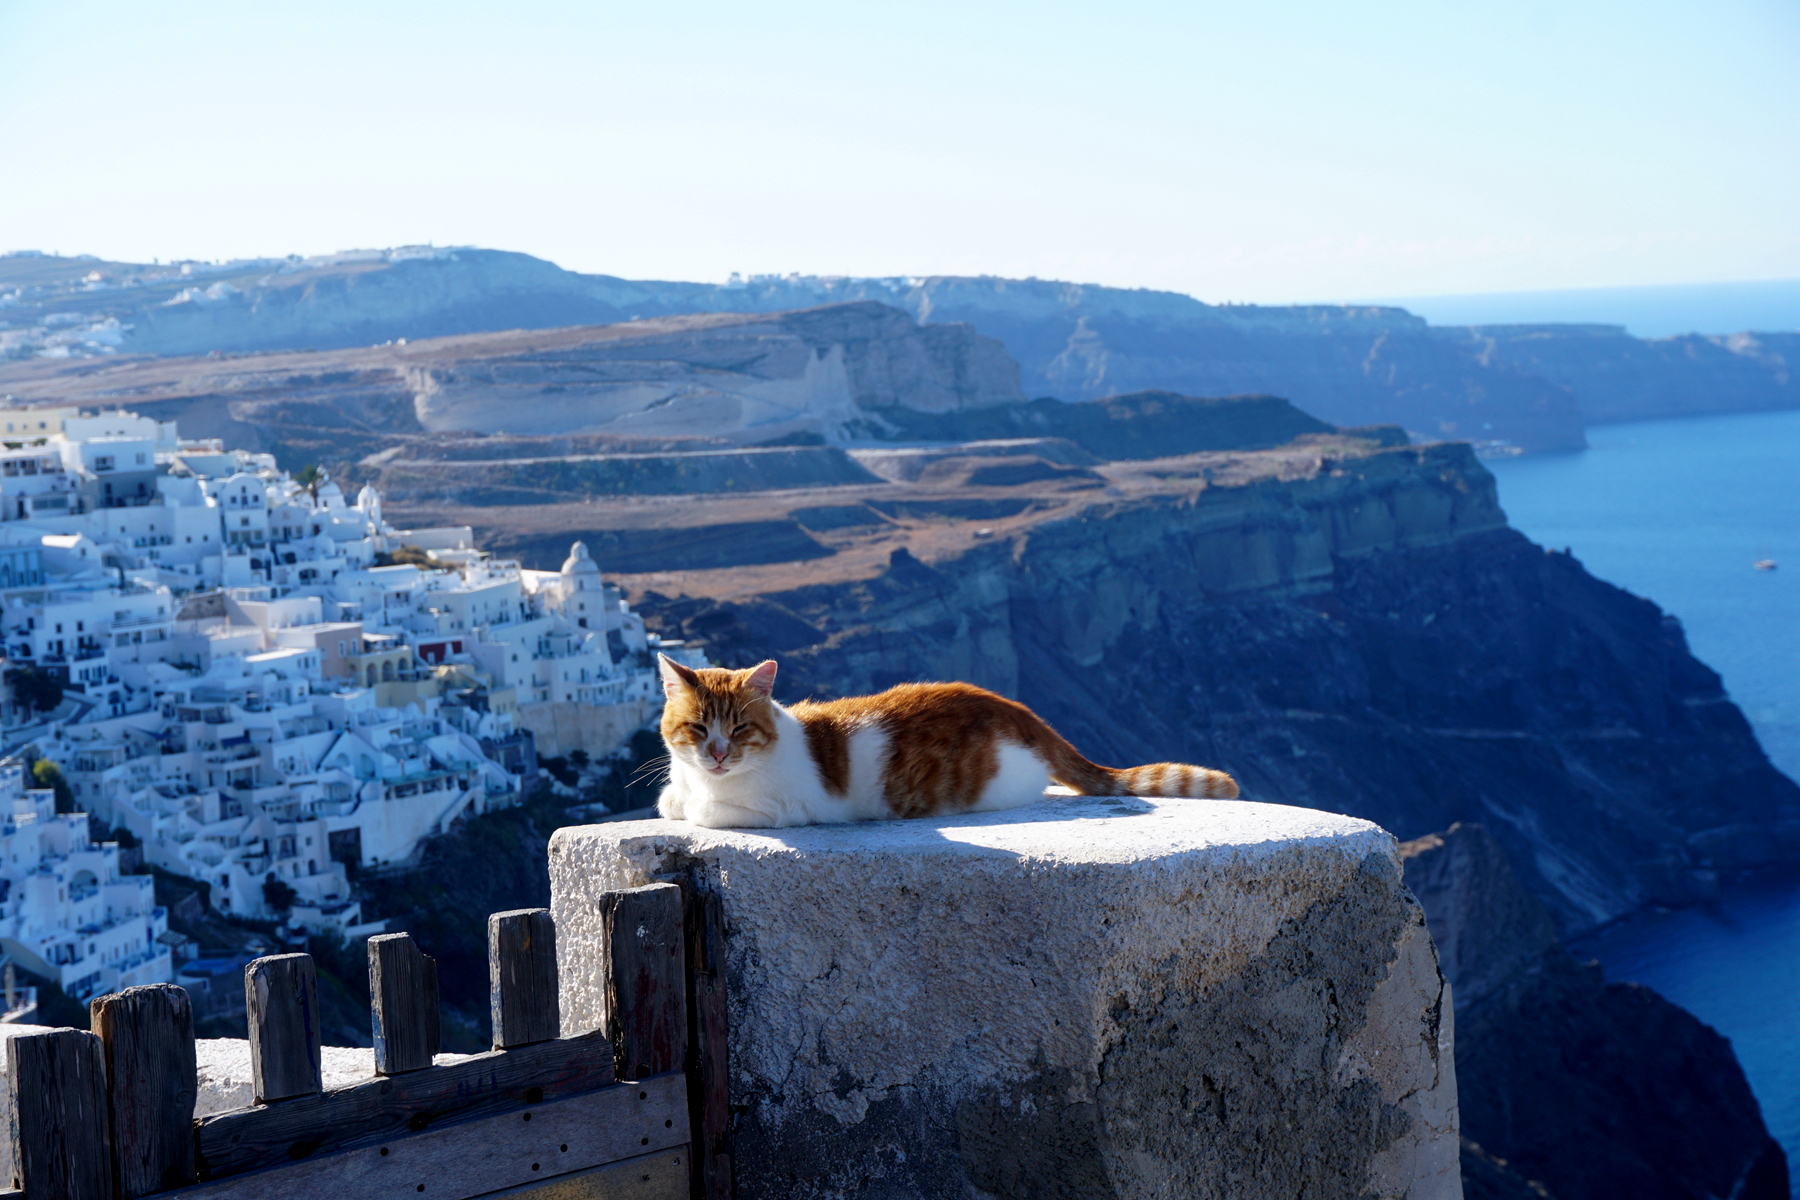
[550,795,1462,1200]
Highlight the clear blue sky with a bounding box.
[1,0,1795,303]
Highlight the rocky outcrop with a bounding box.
[550,799,1460,1200]
[639,441,1800,933]
[850,276,1588,451]
[407,303,1023,440]
[1437,325,1800,424]
[0,303,1025,465]
[1401,823,1790,1200]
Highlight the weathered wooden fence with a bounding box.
[2,881,730,1200]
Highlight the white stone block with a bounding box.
[550,796,1461,1200]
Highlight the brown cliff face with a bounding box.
[1402,824,1790,1200]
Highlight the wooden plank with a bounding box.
[600,883,687,1081]
[245,953,323,1103]
[169,1072,688,1200]
[91,983,199,1196]
[194,1029,616,1182]
[471,1147,689,1199]
[5,1027,112,1200]
[684,888,731,1200]
[370,933,440,1075]
[490,909,560,1049]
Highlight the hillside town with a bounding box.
[0,403,701,1003]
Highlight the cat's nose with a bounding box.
[707,740,729,763]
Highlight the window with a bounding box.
[94,456,114,472]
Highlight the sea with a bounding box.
[1487,409,1800,1190]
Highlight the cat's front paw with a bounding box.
[687,800,780,829]
[657,783,688,822]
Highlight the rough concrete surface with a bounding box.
[190,1039,478,1115]
[549,796,1460,1200]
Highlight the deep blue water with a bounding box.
[1489,409,1800,1190]
[1569,878,1800,1195]
[1487,410,1800,781]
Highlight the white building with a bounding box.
[0,401,707,940]
[35,647,520,932]
[0,444,81,522]
[0,759,170,1002]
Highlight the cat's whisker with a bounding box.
[629,755,672,787]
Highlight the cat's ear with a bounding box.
[743,659,778,699]
[659,653,700,696]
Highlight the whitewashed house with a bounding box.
[0,401,706,939]
[0,759,170,1001]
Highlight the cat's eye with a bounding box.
[731,724,748,736]
[686,723,706,738]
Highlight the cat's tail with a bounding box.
[1106,761,1239,799]
[1034,731,1239,800]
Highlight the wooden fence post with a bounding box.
[600,882,688,1080]
[489,908,560,1049]
[369,933,440,1075]
[91,983,198,1196]
[686,885,733,1200]
[5,1027,111,1199]
[245,953,323,1103]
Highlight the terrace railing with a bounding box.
[3,882,729,1200]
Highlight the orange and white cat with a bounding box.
[656,655,1238,829]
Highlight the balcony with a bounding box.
[203,747,260,765]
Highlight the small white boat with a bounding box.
[1754,559,1777,571]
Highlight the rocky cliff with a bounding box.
[1402,823,1790,1200]
[819,275,1588,450]
[406,302,1023,439]
[0,302,1023,460]
[17,248,1796,454]
[1435,324,1800,424]
[636,440,1800,934]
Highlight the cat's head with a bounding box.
[658,654,779,780]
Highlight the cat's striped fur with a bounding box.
[655,655,1238,829]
